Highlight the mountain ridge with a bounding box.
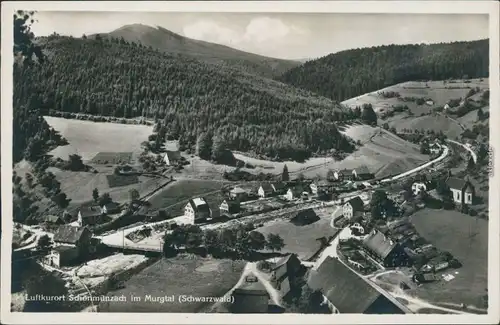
[277,39,489,102]
[89,23,300,79]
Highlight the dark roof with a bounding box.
[345,196,364,211]
[308,257,382,313]
[273,254,298,270]
[339,168,354,174]
[363,230,398,260]
[44,215,63,223]
[234,279,269,296]
[103,202,120,210]
[165,150,181,161]
[446,177,473,191]
[220,200,240,213]
[79,206,102,218]
[53,245,77,253]
[290,208,319,225]
[259,183,274,192]
[354,165,371,175]
[272,182,287,191]
[53,226,90,244]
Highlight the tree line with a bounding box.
[278,40,489,102]
[15,35,360,161]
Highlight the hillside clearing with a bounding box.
[46,166,165,205]
[99,256,246,312]
[341,79,488,116]
[44,116,153,161]
[388,114,463,139]
[409,209,488,307]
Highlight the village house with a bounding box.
[184,197,212,223]
[362,230,410,267]
[310,180,335,195]
[101,202,121,215]
[232,280,270,313]
[77,206,103,227]
[50,226,93,267]
[446,177,475,205]
[425,100,435,106]
[343,196,365,220]
[257,183,274,198]
[163,150,182,166]
[411,182,427,196]
[219,199,240,216]
[353,165,373,181]
[285,186,307,201]
[334,169,355,182]
[270,254,302,300]
[271,182,287,195]
[308,256,406,314]
[43,215,65,225]
[229,186,247,200]
[443,103,450,111]
[429,143,441,155]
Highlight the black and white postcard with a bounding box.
[1,1,499,324]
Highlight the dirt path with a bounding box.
[248,262,282,306]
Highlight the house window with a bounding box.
[467,194,472,203]
[456,192,461,202]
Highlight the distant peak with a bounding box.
[113,23,158,32]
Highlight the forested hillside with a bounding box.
[15,35,358,161]
[91,24,300,79]
[278,40,489,101]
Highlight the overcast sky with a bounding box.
[31,12,489,60]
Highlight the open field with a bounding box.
[45,116,153,162]
[341,79,489,116]
[258,207,339,260]
[409,208,488,307]
[145,179,229,216]
[388,114,464,139]
[100,256,246,312]
[92,152,133,165]
[106,174,140,188]
[47,166,166,205]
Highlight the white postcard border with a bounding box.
[1,1,499,324]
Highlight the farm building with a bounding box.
[425,100,435,106]
[446,177,475,205]
[334,169,355,182]
[285,186,306,201]
[184,197,212,223]
[101,202,121,215]
[362,230,410,267]
[51,225,94,266]
[53,225,92,248]
[290,208,319,226]
[343,196,365,220]
[353,165,373,180]
[229,187,247,200]
[258,183,274,198]
[413,273,439,284]
[77,206,103,227]
[219,200,240,216]
[270,254,302,299]
[46,245,80,268]
[271,182,287,195]
[232,280,270,313]
[411,182,427,196]
[308,257,406,314]
[163,150,182,166]
[44,215,65,225]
